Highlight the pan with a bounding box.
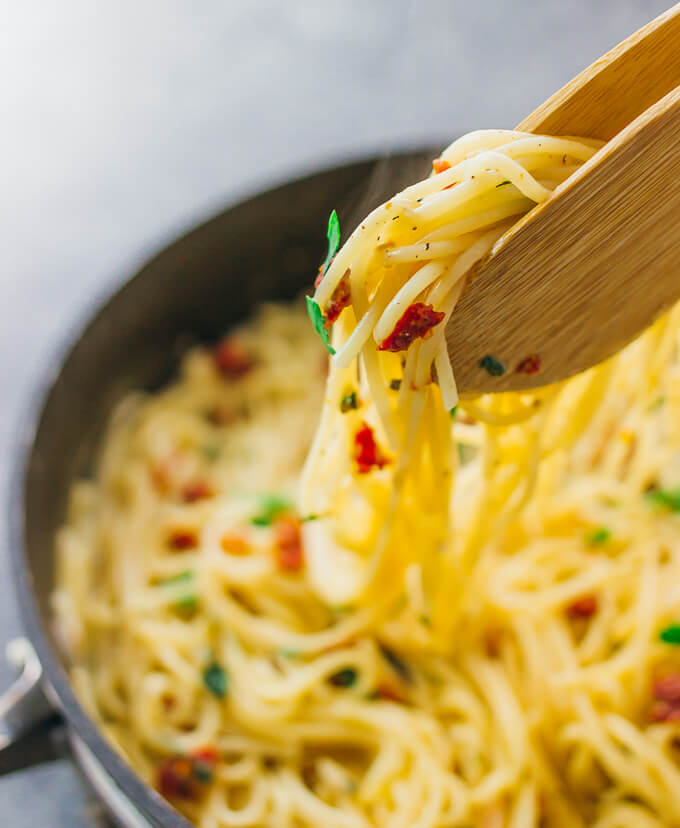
[0,147,436,826]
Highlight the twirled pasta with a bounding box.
[54,131,680,827]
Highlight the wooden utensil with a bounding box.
[448,3,680,395]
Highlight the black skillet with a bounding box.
[0,148,436,826]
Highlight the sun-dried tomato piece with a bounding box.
[432,158,451,174]
[168,528,198,550]
[378,303,445,353]
[567,595,598,619]
[516,354,542,375]
[353,422,389,474]
[650,700,680,723]
[192,745,219,764]
[157,747,218,799]
[205,405,234,426]
[315,255,336,288]
[213,337,253,379]
[648,674,680,722]
[654,674,680,704]
[324,273,351,326]
[181,481,213,503]
[375,682,404,702]
[275,517,304,571]
[157,757,197,800]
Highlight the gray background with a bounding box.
[0,1,670,824]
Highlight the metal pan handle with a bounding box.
[0,637,65,775]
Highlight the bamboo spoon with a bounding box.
[448,3,680,394]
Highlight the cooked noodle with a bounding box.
[54,131,680,827]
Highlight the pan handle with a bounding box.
[0,637,65,775]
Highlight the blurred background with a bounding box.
[0,1,671,824]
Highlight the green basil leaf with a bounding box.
[322,209,341,275]
[305,296,335,355]
[660,625,680,645]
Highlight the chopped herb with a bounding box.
[480,354,506,376]
[305,296,336,355]
[496,180,511,187]
[449,405,458,419]
[158,571,197,613]
[160,570,194,586]
[649,396,666,412]
[192,761,213,783]
[389,378,402,391]
[251,493,292,527]
[175,595,198,613]
[419,614,432,627]
[331,604,352,615]
[322,209,341,276]
[301,514,319,523]
[645,488,680,512]
[201,444,221,462]
[202,662,228,698]
[278,648,300,659]
[586,527,611,545]
[340,391,358,412]
[379,644,412,683]
[329,667,358,687]
[660,625,680,645]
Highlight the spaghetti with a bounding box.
[54,131,680,827]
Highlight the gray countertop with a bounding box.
[0,1,670,824]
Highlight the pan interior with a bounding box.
[21,150,433,642]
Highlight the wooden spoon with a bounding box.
[448,3,680,395]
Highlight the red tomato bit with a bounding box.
[275,517,304,571]
[213,337,253,379]
[181,481,213,503]
[375,683,405,702]
[354,422,389,474]
[157,757,197,800]
[205,405,234,426]
[516,354,542,375]
[315,255,336,288]
[168,529,198,550]
[378,303,445,353]
[157,747,218,799]
[567,595,598,619]
[432,158,451,174]
[324,273,351,326]
[650,674,680,722]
